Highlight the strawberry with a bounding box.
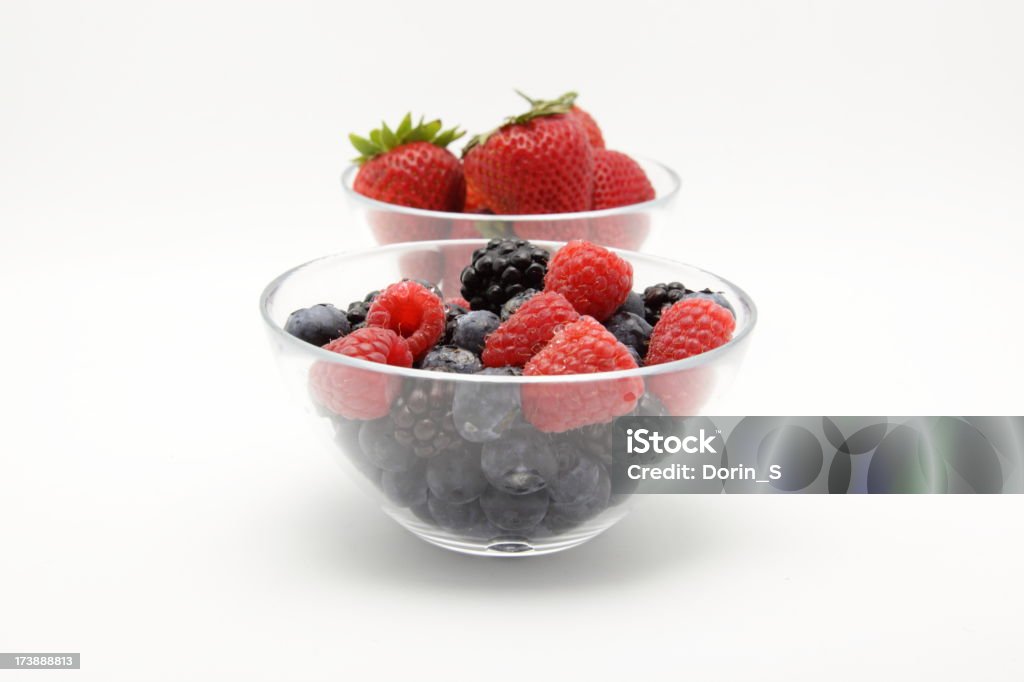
[517,91,605,149]
[568,105,605,149]
[462,92,594,214]
[350,114,466,211]
[591,149,655,209]
[463,177,491,213]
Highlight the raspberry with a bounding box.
[544,240,632,322]
[522,317,643,432]
[309,328,413,419]
[459,238,549,314]
[366,280,446,360]
[645,298,736,365]
[481,291,580,368]
[647,367,713,415]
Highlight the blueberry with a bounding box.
[481,428,557,495]
[381,463,428,507]
[635,392,668,417]
[333,417,381,484]
[479,487,549,532]
[284,304,350,347]
[626,345,643,367]
[552,439,581,476]
[419,346,483,374]
[451,310,500,355]
[358,416,417,472]
[544,465,611,530]
[603,311,652,359]
[548,454,604,505]
[684,289,735,317]
[569,421,614,465]
[617,291,645,318]
[427,495,486,531]
[426,446,488,504]
[500,288,538,321]
[452,367,522,442]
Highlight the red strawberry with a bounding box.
[350,114,466,211]
[517,91,605,149]
[463,177,491,214]
[567,105,605,149]
[463,93,594,215]
[591,150,655,209]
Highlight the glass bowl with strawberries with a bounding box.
[262,238,755,556]
[341,92,681,258]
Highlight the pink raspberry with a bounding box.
[308,327,413,419]
[544,240,632,321]
[522,316,642,432]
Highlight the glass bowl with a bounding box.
[340,156,681,252]
[261,240,755,556]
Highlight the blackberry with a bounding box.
[419,346,483,374]
[642,282,693,325]
[284,303,350,347]
[390,379,460,458]
[499,288,538,321]
[346,290,379,328]
[643,283,733,325]
[460,239,549,314]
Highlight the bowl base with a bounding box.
[390,510,625,557]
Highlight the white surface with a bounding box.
[1,1,1023,679]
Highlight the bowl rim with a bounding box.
[339,155,682,222]
[260,240,757,385]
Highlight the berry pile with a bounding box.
[286,238,736,540]
[350,91,655,216]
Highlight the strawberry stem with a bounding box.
[349,114,464,164]
[464,90,579,155]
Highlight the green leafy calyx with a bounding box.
[349,114,464,164]
[463,90,579,155]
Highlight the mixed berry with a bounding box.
[286,238,736,540]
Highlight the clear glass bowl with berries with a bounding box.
[341,92,681,253]
[261,238,755,556]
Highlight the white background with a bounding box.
[2,1,1023,679]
